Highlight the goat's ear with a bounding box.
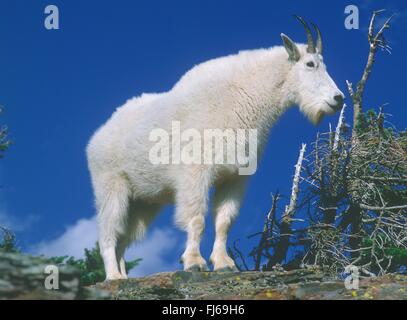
[281,33,301,62]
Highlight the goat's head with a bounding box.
[281,16,344,125]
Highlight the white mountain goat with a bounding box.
[87,16,344,280]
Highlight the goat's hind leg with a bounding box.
[115,201,162,278]
[115,236,130,279]
[97,177,130,281]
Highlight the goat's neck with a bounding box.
[231,52,295,138]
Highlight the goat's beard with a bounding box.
[309,110,324,125]
[301,104,325,125]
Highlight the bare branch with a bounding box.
[346,80,354,98]
[360,204,407,211]
[333,104,346,151]
[351,10,394,129]
[282,143,307,221]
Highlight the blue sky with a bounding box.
[0,0,406,275]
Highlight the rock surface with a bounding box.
[0,252,108,300]
[93,269,407,300]
[1,252,405,300]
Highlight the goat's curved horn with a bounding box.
[311,22,323,55]
[293,15,316,54]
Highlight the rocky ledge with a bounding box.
[0,252,108,300]
[1,251,405,300]
[92,269,407,300]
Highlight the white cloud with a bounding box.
[0,208,38,233]
[31,215,181,277]
[32,216,98,258]
[126,228,181,277]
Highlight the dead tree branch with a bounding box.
[347,10,394,129]
[265,144,306,269]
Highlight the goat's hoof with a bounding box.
[215,266,239,273]
[185,264,210,272]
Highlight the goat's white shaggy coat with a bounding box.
[87,38,344,279]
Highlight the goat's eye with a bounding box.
[306,61,315,68]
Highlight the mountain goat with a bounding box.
[87,16,344,280]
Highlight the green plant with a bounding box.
[0,106,10,158]
[50,242,141,285]
[0,227,19,253]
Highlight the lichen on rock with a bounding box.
[92,269,407,300]
[0,252,109,300]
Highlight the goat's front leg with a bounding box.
[175,168,210,272]
[210,177,246,272]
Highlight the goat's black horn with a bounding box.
[311,22,323,55]
[293,15,316,54]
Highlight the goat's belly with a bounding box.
[123,160,174,197]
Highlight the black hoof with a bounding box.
[215,266,239,273]
[186,264,209,272]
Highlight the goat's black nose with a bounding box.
[332,94,344,111]
[334,94,344,105]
